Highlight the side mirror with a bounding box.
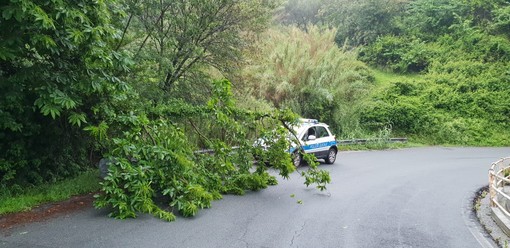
[308,135,316,140]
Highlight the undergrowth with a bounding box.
[0,170,100,215]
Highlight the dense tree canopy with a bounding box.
[275,0,323,31]
[0,0,127,190]
[322,0,408,46]
[118,0,277,103]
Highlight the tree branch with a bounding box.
[115,12,134,51]
[188,119,212,145]
[142,125,157,146]
[135,3,173,58]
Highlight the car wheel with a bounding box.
[325,148,337,164]
[292,151,302,167]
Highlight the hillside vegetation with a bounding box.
[276,0,510,146]
[236,26,374,137]
[356,1,510,145]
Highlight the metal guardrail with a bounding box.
[190,137,409,187]
[337,137,407,145]
[195,138,408,154]
[489,157,510,216]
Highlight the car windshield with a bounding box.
[287,125,307,140]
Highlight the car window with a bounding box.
[302,127,316,141]
[316,126,330,138]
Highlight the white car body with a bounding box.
[289,119,338,165]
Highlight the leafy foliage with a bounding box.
[347,0,510,145]
[492,6,510,36]
[0,0,334,223]
[359,36,435,73]
[94,80,331,220]
[117,0,278,103]
[322,0,408,46]
[359,10,510,145]
[0,0,128,191]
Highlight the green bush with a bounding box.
[357,1,510,146]
[492,6,510,36]
[360,58,510,145]
[361,93,432,134]
[0,0,127,192]
[359,36,434,73]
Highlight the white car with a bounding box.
[289,119,338,167]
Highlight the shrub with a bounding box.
[359,36,434,73]
[0,0,127,192]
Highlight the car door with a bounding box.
[300,126,322,156]
[313,126,334,158]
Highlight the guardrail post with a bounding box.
[490,169,496,207]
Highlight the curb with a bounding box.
[492,207,510,238]
[476,187,510,247]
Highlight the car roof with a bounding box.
[292,119,330,135]
[296,118,329,127]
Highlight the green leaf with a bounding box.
[68,112,87,127]
[0,48,16,60]
[2,7,14,20]
[67,29,85,43]
[84,122,108,140]
[33,6,55,30]
[40,104,61,119]
[51,91,77,109]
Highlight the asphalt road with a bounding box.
[1,147,509,248]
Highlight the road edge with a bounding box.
[472,186,509,248]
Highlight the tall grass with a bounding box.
[237,25,375,137]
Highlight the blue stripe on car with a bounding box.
[288,140,337,153]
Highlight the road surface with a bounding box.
[1,147,509,248]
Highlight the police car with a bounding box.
[289,119,338,167]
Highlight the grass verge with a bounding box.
[337,141,424,151]
[0,170,100,215]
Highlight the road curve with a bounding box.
[1,147,509,248]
